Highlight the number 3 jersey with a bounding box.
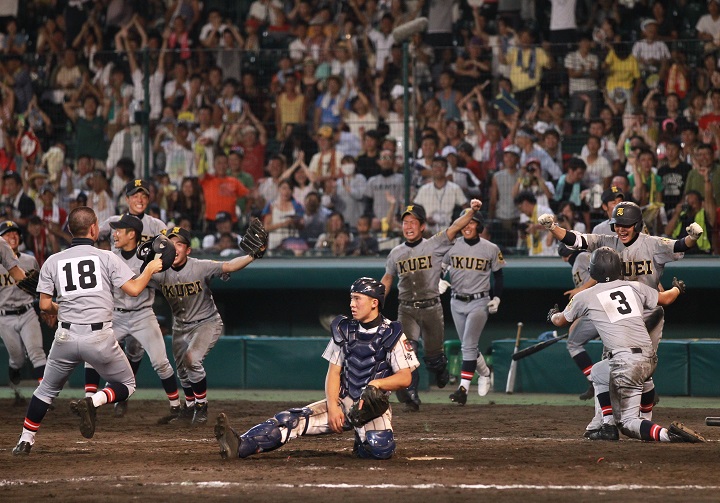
[37,242,135,323]
[562,279,659,351]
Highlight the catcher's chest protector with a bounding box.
[332,316,403,400]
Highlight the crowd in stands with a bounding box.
[0,0,719,261]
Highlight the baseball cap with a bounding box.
[164,226,192,245]
[524,157,541,169]
[601,186,625,204]
[40,183,56,195]
[125,179,150,196]
[215,211,232,223]
[504,145,522,157]
[109,213,143,236]
[0,220,21,236]
[401,203,427,223]
[641,19,658,31]
[317,125,334,139]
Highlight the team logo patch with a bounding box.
[617,208,624,216]
[134,179,143,187]
[497,251,505,263]
[403,340,414,352]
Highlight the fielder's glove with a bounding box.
[547,303,560,323]
[686,222,703,240]
[438,279,451,295]
[538,213,556,231]
[346,385,389,428]
[240,218,269,259]
[672,277,686,294]
[487,296,501,314]
[16,269,39,297]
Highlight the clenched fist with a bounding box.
[438,279,451,295]
[686,222,703,240]
[487,296,501,314]
[538,214,556,231]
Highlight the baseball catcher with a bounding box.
[214,277,420,460]
[240,218,268,259]
[137,234,176,272]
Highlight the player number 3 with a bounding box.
[609,290,632,315]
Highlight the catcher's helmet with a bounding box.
[351,277,385,308]
[588,246,622,283]
[0,220,21,237]
[609,201,643,233]
[137,234,176,272]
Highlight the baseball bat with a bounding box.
[512,333,570,361]
[706,417,720,427]
[505,322,523,394]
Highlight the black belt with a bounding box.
[178,313,218,326]
[399,297,440,308]
[114,307,150,313]
[607,347,643,359]
[60,321,105,331]
[0,305,32,316]
[452,292,488,302]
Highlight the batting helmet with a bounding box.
[0,220,21,237]
[351,277,385,308]
[137,234,176,272]
[609,201,643,233]
[588,246,622,283]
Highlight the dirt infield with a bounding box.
[1,396,718,502]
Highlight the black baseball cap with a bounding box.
[215,211,232,223]
[401,204,427,223]
[164,226,192,245]
[109,214,143,236]
[601,186,625,204]
[0,220,21,236]
[125,179,150,196]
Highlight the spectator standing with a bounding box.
[565,33,600,118]
[657,139,692,219]
[489,145,522,250]
[364,149,405,231]
[262,180,305,251]
[413,156,468,235]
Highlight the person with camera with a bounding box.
[665,179,715,254]
[514,190,555,256]
[511,158,555,210]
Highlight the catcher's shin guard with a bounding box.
[237,407,313,458]
[354,430,395,460]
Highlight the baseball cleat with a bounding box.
[395,388,421,412]
[449,386,468,405]
[585,424,619,441]
[114,400,128,418]
[192,402,208,426]
[71,397,97,439]
[157,405,182,425]
[579,383,594,401]
[168,403,195,424]
[668,422,706,443]
[477,372,491,397]
[12,440,32,456]
[215,413,240,459]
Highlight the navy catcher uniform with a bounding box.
[12,207,163,455]
[84,214,180,420]
[551,247,704,443]
[151,226,258,426]
[214,277,419,460]
[0,221,46,403]
[444,211,505,405]
[382,199,483,412]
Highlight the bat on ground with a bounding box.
[512,332,570,361]
[505,322,523,394]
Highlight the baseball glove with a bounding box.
[347,385,389,428]
[16,269,39,297]
[240,217,268,259]
[546,303,560,323]
[672,277,686,294]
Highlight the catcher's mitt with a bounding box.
[347,385,389,428]
[546,303,559,323]
[16,269,39,297]
[240,217,268,259]
[672,277,686,294]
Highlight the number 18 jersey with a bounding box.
[37,243,135,324]
[562,279,659,351]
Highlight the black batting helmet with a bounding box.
[588,246,622,283]
[137,234,176,272]
[351,277,385,308]
[0,220,21,237]
[609,201,643,233]
[470,210,484,233]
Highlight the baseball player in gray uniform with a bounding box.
[0,221,47,404]
[150,226,259,426]
[443,211,505,405]
[214,277,419,460]
[381,198,482,412]
[549,247,705,443]
[83,214,180,421]
[12,207,164,455]
[540,200,703,414]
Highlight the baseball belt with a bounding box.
[60,321,105,331]
[0,304,32,316]
[399,297,440,308]
[607,347,643,359]
[114,306,151,313]
[451,292,489,302]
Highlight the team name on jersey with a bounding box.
[0,272,14,286]
[397,255,433,274]
[451,255,490,271]
[161,281,203,298]
[573,270,583,287]
[622,260,653,277]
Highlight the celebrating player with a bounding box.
[381,198,483,412]
[443,211,505,405]
[549,247,705,443]
[12,207,164,455]
[151,220,267,426]
[0,221,47,404]
[214,277,419,460]
[83,214,181,421]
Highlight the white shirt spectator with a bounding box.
[131,68,164,121]
[696,12,720,40]
[367,30,395,72]
[581,154,613,188]
[631,39,670,71]
[248,0,283,24]
[564,50,599,93]
[413,180,467,234]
